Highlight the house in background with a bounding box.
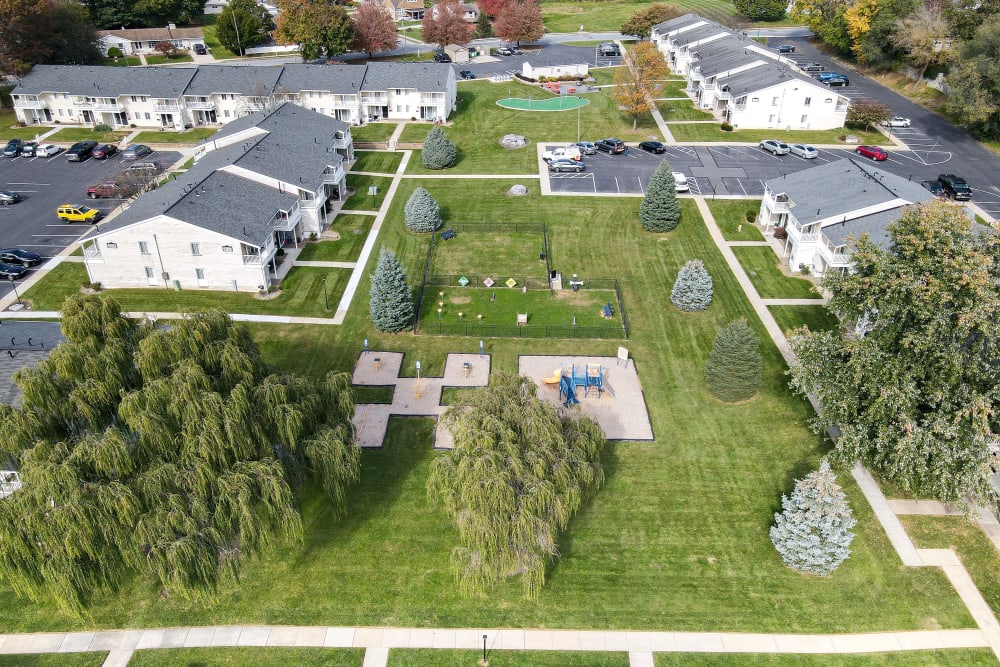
[80,103,352,293]
[383,0,425,19]
[651,13,848,130]
[204,0,278,16]
[462,3,479,22]
[758,158,935,276]
[97,27,205,56]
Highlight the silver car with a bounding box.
[572,141,597,155]
[882,116,911,128]
[789,143,818,159]
[759,140,790,155]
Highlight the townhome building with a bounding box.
[11,63,457,129]
[79,103,352,293]
[758,158,935,276]
[652,13,849,130]
[97,27,205,56]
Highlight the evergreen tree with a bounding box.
[705,319,762,402]
[671,259,713,312]
[639,159,681,232]
[770,459,857,575]
[404,187,443,233]
[422,126,458,169]
[428,372,606,598]
[475,10,493,38]
[369,247,414,333]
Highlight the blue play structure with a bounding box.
[558,363,603,405]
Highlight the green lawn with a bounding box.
[669,124,885,144]
[654,652,1000,666]
[732,246,821,299]
[352,385,395,403]
[400,27,424,42]
[129,647,364,666]
[0,655,107,667]
[398,79,663,174]
[47,127,129,143]
[658,99,715,121]
[131,128,219,144]
[200,15,239,60]
[298,215,375,262]
[390,649,629,666]
[705,199,765,241]
[769,305,841,335]
[589,67,621,86]
[345,174,393,210]
[541,0,737,33]
[660,79,690,97]
[0,178,975,638]
[0,112,53,140]
[352,123,397,143]
[351,150,404,173]
[430,228,547,277]
[22,263,350,317]
[145,53,194,65]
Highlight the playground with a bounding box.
[496,96,591,112]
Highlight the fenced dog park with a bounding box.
[414,223,628,339]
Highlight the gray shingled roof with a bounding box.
[671,23,730,48]
[718,63,820,97]
[361,62,451,92]
[695,50,766,79]
[185,65,282,96]
[765,158,934,231]
[821,208,905,248]
[12,64,196,99]
[652,13,705,36]
[276,64,365,95]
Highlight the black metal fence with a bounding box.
[424,274,552,290]
[420,322,624,339]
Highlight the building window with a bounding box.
[221,245,233,252]
[191,242,201,256]
[750,97,758,103]
[144,112,150,119]
[139,241,150,255]
[58,109,64,117]
[144,266,155,279]
[771,97,779,106]
[800,114,808,124]
[195,268,205,279]
[224,110,230,117]
[768,114,776,123]
[106,241,117,249]
[804,97,811,106]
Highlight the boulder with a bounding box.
[508,184,528,196]
[499,134,529,149]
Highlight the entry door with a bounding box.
[145,266,158,286]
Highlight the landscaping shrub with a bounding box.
[705,319,762,402]
[94,123,113,133]
[720,122,733,131]
[404,186,442,232]
[107,47,123,58]
[770,459,856,576]
[422,126,457,169]
[369,247,414,332]
[745,210,757,223]
[639,159,681,232]
[670,259,713,312]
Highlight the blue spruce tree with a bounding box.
[369,247,414,333]
[671,259,713,312]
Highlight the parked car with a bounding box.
[36,144,61,157]
[542,145,582,162]
[595,138,627,154]
[638,141,666,154]
[921,180,946,198]
[496,47,513,56]
[459,70,475,80]
[776,44,795,53]
[0,191,21,205]
[759,139,790,155]
[789,143,818,159]
[125,161,163,175]
[0,248,42,266]
[816,71,843,81]
[0,263,26,280]
[121,144,152,160]
[87,181,137,199]
[56,204,102,223]
[882,116,911,128]
[572,141,597,155]
[855,145,888,161]
[822,76,849,86]
[193,43,207,55]
[3,139,23,157]
[937,173,972,200]
[548,159,585,173]
[433,52,451,62]
[673,172,689,192]
[92,144,118,159]
[19,142,37,157]
[598,43,621,57]
[503,44,522,54]
[66,140,98,161]
[799,62,824,72]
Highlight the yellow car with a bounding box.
[57,204,102,223]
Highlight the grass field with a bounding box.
[705,199,765,241]
[589,67,620,86]
[129,648,364,666]
[541,0,737,33]
[352,150,404,173]
[654,652,1000,666]
[131,128,218,144]
[658,99,715,121]
[398,80,662,174]
[200,15,239,60]
[352,123,397,143]
[430,229,547,277]
[668,124,885,144]
[47,127,130,143]
[144,53,194,65]
[732,246,821,299]
[769,305,841,335]
[0,655,107,667]
[345,174,394,210]
[390,649,629,666]
[298,215,375,262]
[0,109,53,139]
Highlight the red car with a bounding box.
[92,144,118,159]
[855,145,887,161]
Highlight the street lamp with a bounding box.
[8,277,20,306]
[577,96,581,143]
[480,634,488,666]
[322,277,329,310]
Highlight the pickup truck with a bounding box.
[542,145,582,162]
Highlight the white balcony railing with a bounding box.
[83,246,103,260]
[13,98,46,109]
[153,102,184,112]
[93,102,123,112]
[361,95,388,105]
[820,237,852,266]
[185,99,215,110]
[242,253,262,265]
[322,166,343,184]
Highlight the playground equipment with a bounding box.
[559,376,580,407]
[542,368,563,385]
[556,363,604,402]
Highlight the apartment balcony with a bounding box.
[72,99,93,108]
[361,95,388,106]
[818,236,852,266]
[331,135,351,150]
[153,102,184,112]
[420,94,442,104]
[271,204,301,232]
[763,186,790,212]
[13,98,46,109]
[732,103,747,111]
[83,246,103,260]
[185,99,215,110]
[92,102,124,112]
[322,164,344,184]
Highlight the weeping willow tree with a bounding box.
[428,371,606,598]
[0,295,360,614]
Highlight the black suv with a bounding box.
[2,139,23,157]
[66,141,98,161]
[937,174,972,201]
[433,52,451,63]
[595,138,627,154]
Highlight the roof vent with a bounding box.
[243,226,247,236]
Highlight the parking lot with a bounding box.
[0,148,182,300]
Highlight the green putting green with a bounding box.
[496,96,591,111]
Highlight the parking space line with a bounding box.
[638,177,644,195]
[614,176,620,193]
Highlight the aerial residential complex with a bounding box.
[652,14,849,130]
[11,63,458,130]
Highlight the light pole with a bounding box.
[415,360,422,398]
[322,277,329,310]
[480,634,488,666]
[577,96,581,143]
[231,10,244,59]
[8,277,20,306]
